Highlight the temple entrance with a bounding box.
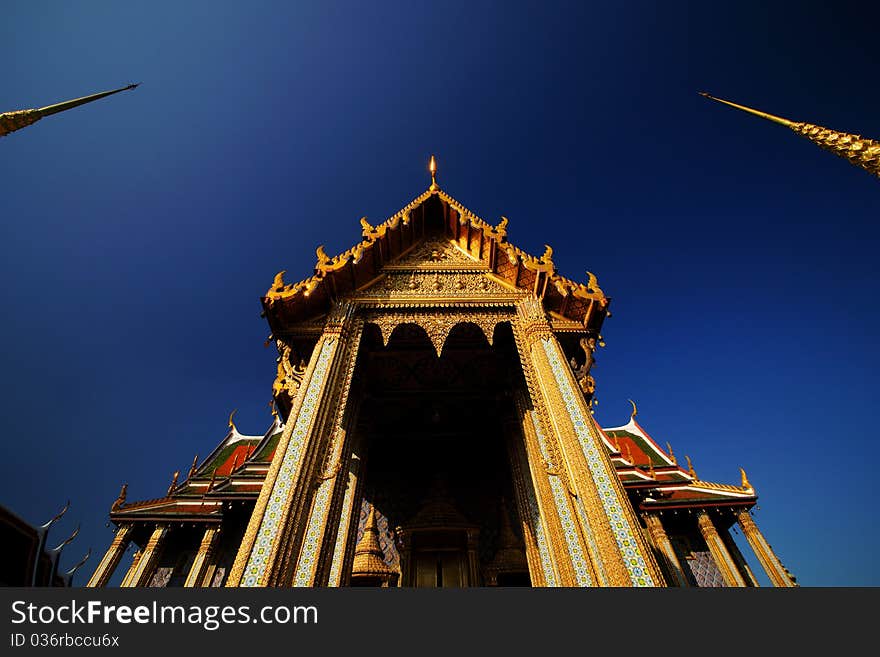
[347,320,533,587]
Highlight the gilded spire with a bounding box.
[428,154,439,191]
[351,505,395,578]
[700,92,880,179]
[1,83,138,138]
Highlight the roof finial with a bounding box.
[429,154,439,191]
[111,484,128,511]
[166,470,179,496]
[740,467,753,490]
[685,455,697,479]
[188,454,199,479]
[228,409,238,433]
[666,441,677,465]
[628,399,638,420]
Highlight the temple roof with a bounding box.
[110,415,283,523]
[600,410,756,510]
[262,176,610,333]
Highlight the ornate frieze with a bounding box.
[362,310,512,357]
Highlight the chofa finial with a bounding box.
[166,470,179,496]
[429,155,439,191]
[628,399,638,420]
[228,409,238,432]
[740,467,753,490]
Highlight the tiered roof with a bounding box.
[110,415,283,524]
[600,407,756,511]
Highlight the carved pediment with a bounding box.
[385,238,485,271]
[363,270,511,298]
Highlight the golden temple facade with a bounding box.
[88,161,796,588]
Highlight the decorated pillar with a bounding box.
[504,415,555,587]
[86,523,133,587]
[227,301,359,587]
[736,509,797,587]
[642,513,689,587]
[511,338,597,587]
[514,297,662,587]
[118,550,142,587]
[121,525,168,588]
[184,526,221,587]
[719,523,760,586]
[327,446,366,586]
[695,511,746,587]
[291,327,364,586]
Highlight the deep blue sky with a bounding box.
[2,1,877,586]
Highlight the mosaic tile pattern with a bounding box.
[328,471,357,586]
[571,496,610,587]
[516,434,557,587]
[541,338,654,587]
[242,338,337,586]
[688,551,726,588]
[529,411,592,586]
[292,480,334,586]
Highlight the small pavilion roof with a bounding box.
[601,409,756,510]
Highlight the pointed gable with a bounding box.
[262,185,609,335]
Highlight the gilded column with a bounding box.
[720,525,759,587]
[118,550,141,587]
[736,509,797,587]
[291,328,364,586]
[326,449,365,586]
[227,301,357,587]
[695,511,746,587]
[121,525,168,588]
[511,338,593,586]
[515,297,662,587]
[86,524,133,587]
[642,513,689,587]
[505,418,554,586]
[184,526,221,587]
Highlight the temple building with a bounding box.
[87,159,797,587]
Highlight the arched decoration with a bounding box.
[383,323,436,354]
[440,321,492,357]
[363,311,513,358]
